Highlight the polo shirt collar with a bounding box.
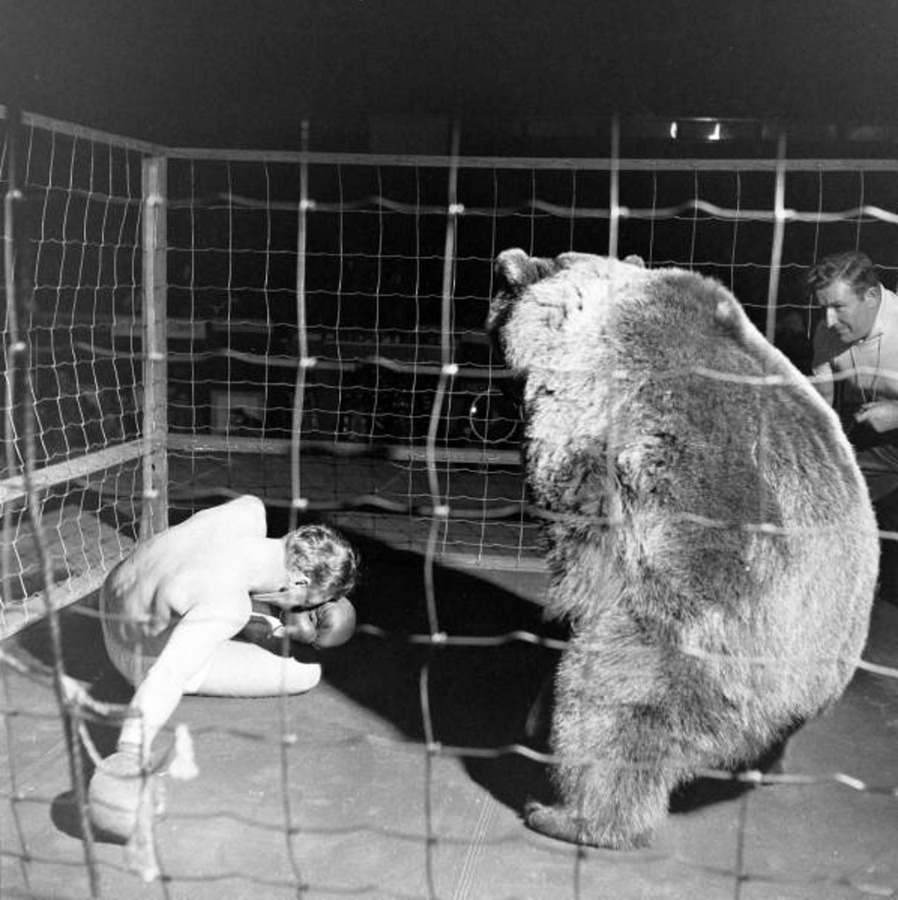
[862,284,888,342]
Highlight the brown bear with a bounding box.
[487,249,878,849]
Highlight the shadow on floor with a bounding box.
[308,528,564,812]
[286,527,771,820]
[7,591,139,843]
[7,515,782,845]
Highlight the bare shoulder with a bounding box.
[188,495,268,537]
[228,494,267,515]
[111,499,266,609]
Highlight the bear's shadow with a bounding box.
[288,525,764,820]
[308,530,563,811]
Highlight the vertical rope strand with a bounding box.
[732,785,755,900]
[0,661,34,893]
[2,119,16,630]
[854,170,866,251]
[424,121,461,636]
[284,128,313,889]
[290,120,312,532]
[4,104,102,898]
[608,114,621,260]
[765,131,788,343]
[1,106,35,895]
[277,705,306,896]
[728,170,742,293]
[420,118,462,900]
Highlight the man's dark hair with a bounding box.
[804,251,880,297]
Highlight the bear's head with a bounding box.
[486,249,648,376]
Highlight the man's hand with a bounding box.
[854,400,898,433]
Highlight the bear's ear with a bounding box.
[495,248,551,291]
[623,254,646,268]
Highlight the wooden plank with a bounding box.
[0,440,146,505]
[163,146,898,173]
[165,433,521,466]
[0,104,164,155]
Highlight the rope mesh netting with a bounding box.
[2,107,897,898]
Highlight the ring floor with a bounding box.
[2,537,897,900]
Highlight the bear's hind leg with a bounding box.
[526,629,685,848]
[525,747,676,849]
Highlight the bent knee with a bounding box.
[284,660,322,694]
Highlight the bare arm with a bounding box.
[118,588,249,751]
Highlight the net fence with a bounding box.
[164,146,898,566]
[0,109,164,636]
[2,109,897,898]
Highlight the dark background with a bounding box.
[2,0,898,150]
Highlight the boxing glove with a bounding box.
[88,747,165,842]
[284,596,356,648]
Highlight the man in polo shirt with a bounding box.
[808,250,898,601]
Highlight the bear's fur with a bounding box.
[487,249,878,849]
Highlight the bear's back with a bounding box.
[490,251,878,652]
